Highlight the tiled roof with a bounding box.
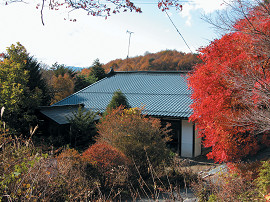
[39,104,100,125]
[39,105,81,125]
[52,71,193,118]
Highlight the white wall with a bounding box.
[181,120,201,158]
[181,120,193,157]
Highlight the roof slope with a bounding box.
[39,105,82,125]
[53,71,193,118]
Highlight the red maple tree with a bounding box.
[188,2,270,163]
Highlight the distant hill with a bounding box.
[103,50,202,72]
[67,66,83,72]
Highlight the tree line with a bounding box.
[0,43,106,134]
[103,50,201,71]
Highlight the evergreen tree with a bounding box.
[24,56,51,105]
[52,62,76,78]
[66,106,98,151]
[89,59,106,81]
[105,90,130,115]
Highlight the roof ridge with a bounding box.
[40,104,84,109]
[74,92,191,95]
[113,70,190,74]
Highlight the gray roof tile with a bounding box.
[53,71,192,118]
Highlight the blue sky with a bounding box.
[0,0,226,67]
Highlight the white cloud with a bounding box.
[180,0,226,26]
[193,0,227,14]
[180,3,194,26]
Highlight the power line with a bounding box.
[164,9,193,53]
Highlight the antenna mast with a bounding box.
[126,30,134,59]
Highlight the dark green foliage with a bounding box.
[73,59,106,92]
[89,59,106,81]
[105,90,130,114]
[66,107,98,151]
[52,62,76,78]
[74,74,97,92]
[24,56,51,105]
[0,43,45,135]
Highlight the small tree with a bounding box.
[66,106,97,151]
[105,90,130,115]
[89,59,106,81]
[97,106,171,177]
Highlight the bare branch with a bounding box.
[41,0,45,25]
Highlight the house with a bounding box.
[39,70,201,158]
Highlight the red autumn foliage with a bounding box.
[82,142,129,175]
[188,3,270,163]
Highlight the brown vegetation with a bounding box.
[103,50,201,72]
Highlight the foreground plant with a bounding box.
[192,160,270,201]
[82,142,129,189]
[97,106,172,177]
[0,105,199,201]
[0,105,96,201]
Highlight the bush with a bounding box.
[191,161,269,202]
[256,160,270,199]
[55,148,96,200]
[97,106,172,178]
[82,143,129,189]
[0,133,96,201]
[192,178,216,202]
[0,137,43,201]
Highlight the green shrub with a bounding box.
[66,106,98,151]
[208,194,217,202]
[256,160,270,198]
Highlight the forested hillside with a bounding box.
[103,50,201,71]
